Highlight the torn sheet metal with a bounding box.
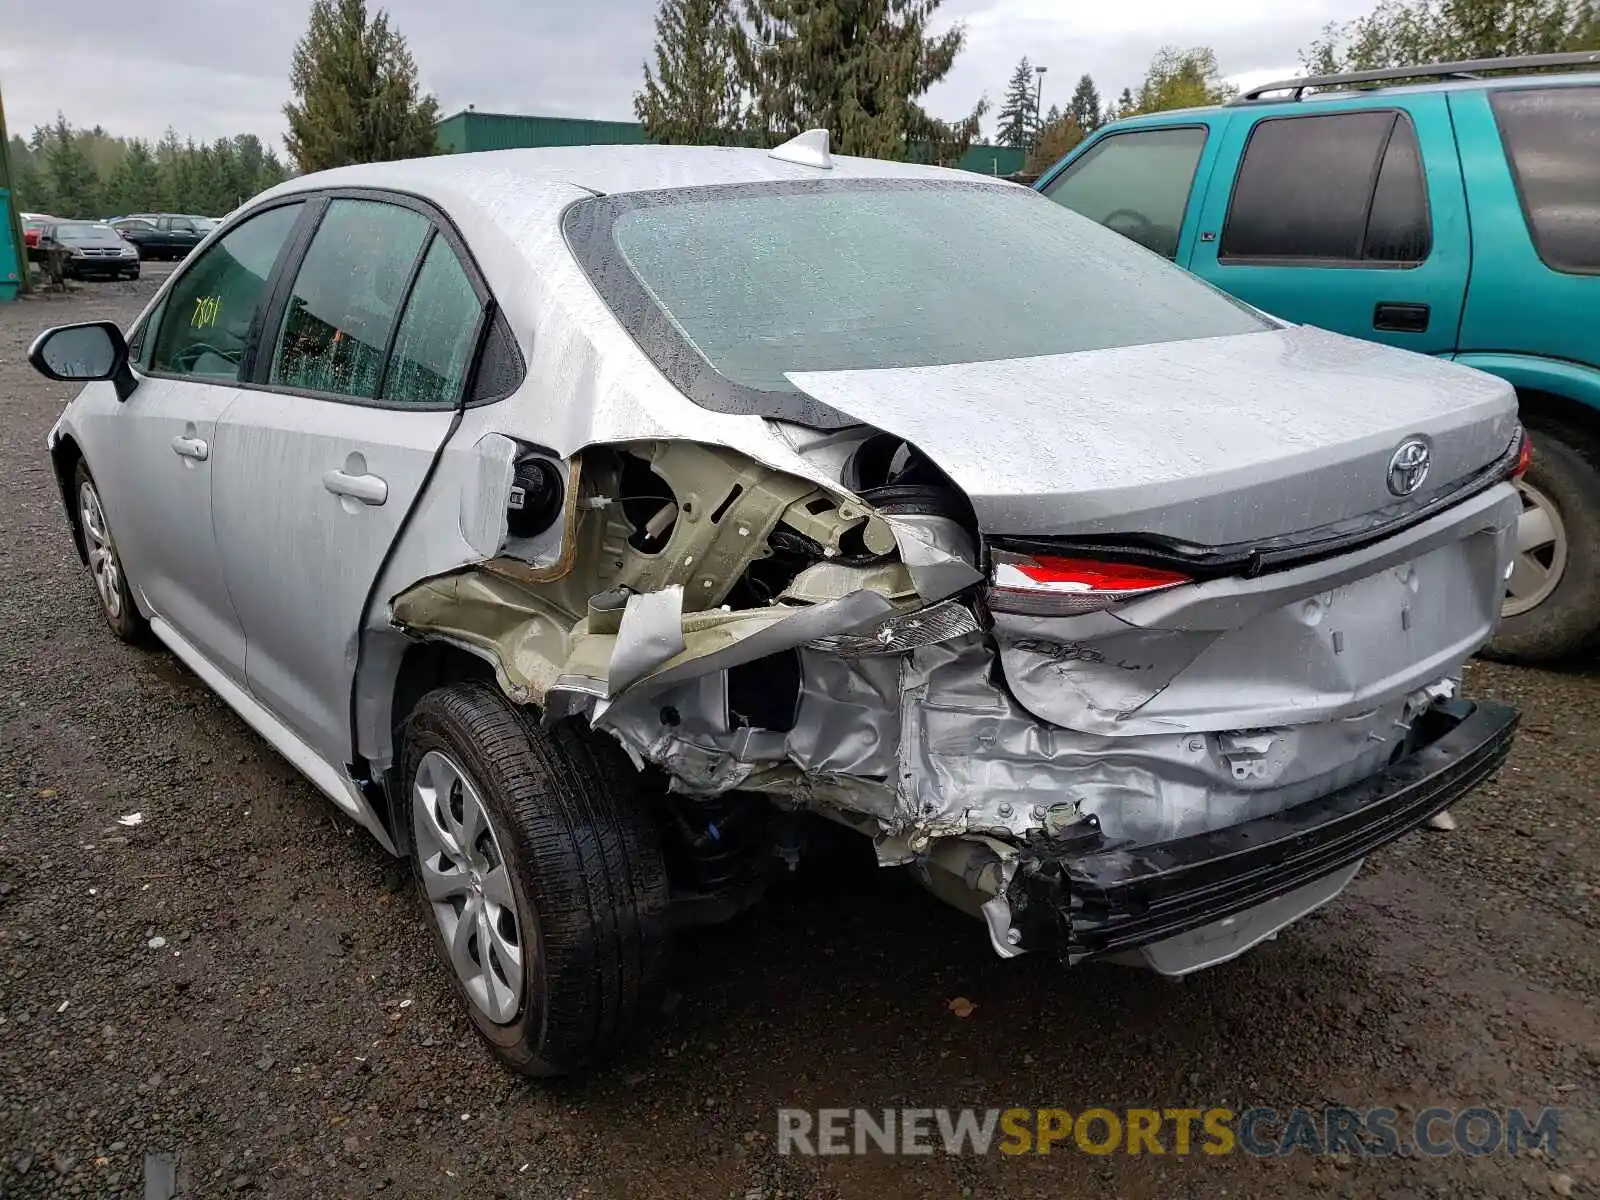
[609,586,687,693]
[893,632,1446,848]
[884,513,983,603]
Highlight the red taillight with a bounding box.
[1512,429,1534,480]
[987,553,1191,616]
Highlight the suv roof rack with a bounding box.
[1234,50,1600,102]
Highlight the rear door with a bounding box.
[210,192,488,766]
[1453,82,1600,369]
[1186,96,1470,355]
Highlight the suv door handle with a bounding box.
[1374,302,1430,333]
[171,435,209,461]
[323,469,388,506]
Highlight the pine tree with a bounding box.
[1115,87,1136,118]
[737,0,985,161]
[635,0,744,144]
[102,139,161,215]
[44,115,99,216]
[1068,74,1103,133]
[284,0,441,173]
[995,57,1038,149]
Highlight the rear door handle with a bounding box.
[323,469,388,506]
[1374,302,1430,333]
[171,435,209,461]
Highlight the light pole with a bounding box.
[1033,65,1049,146]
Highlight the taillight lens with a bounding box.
[987,552,1191,616]
[1512,428,1534,480]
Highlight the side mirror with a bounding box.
[28,321,140,402]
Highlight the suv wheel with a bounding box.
[1486,421,1600,663]
[400,682,670,1076]
[73,461,147,643]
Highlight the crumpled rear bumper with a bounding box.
[1006,698,1518,964]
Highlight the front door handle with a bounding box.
[171,435,209,461]
[323,468,388,506]
[1374,301,1430,333]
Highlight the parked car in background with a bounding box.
[110,213,208,260]
[1037,51,1600,663]
[21,214,57,249]
[28,137,1521,1076]
[37,221,140,280]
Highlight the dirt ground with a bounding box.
[1,272,1597,1200]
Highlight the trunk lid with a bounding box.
[787,324,1518,545]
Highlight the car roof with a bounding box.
[261,142,1000,206]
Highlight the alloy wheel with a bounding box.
[1504,480,1568,618]
[411,750,526,1024]
[78,480,124,622]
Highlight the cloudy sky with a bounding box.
[1,0,1377,150]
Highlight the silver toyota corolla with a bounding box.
[30,132,1523,1076]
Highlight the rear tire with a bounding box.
[1485,421,1600,664]
[400,682,670,1076]
[72,461,147,644]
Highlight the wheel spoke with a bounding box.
[420,854,470,902]
[478,908,520,1019]
[484,910,523,983]
[447,897,481,983]
[1508,554,1549,600]
[480,865,516,910]
[1517,504,1557,554]
[412,757,464,862]
[456,781,489,863]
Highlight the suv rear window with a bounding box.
[1221,111,1430,266]
[1490,86,1600,274]
[565,179,1270,428]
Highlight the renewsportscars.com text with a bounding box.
[776,1106,1561,1158]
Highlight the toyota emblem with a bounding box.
[1387,438,1432,497]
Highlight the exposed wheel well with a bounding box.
[390,640,497,745]
[382,639,497,850]
[1516,389,1600,452]
[50,433,88,563]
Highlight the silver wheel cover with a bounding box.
[411,750,527,1024]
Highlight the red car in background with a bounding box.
[21,214,57,249]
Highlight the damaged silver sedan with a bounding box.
[31,131,1523,1075]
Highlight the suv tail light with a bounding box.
[987,552,1191,616]
[1512,428,1533,480]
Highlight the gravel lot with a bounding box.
[1,271,1598,1199]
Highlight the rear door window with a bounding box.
[1220,110,1431,265]
[1490,86,1600,274]
[268,198,431,400]
[380,236,484,407]
[1041,127,1208,259]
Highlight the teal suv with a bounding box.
[1038,51,1600,662]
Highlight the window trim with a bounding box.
[140,185,522,411]
[1217,107,1434,270]
[247,187,503,412]
[1040,123,1211,262]
[1489,84,1600,278]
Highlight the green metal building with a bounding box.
[435,110,1026,177]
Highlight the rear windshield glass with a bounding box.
[565,180,1270,427]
